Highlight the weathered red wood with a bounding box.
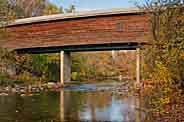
[2,14,150,49]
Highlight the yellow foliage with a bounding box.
[152,62,173,84]
[43,3,61,15]
[17,71,38,84]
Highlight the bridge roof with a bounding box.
[10,8,143,26]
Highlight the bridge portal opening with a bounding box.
[60,49,141,86]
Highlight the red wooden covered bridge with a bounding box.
[1,8,150,85]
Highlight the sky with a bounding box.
[49,0,144,11]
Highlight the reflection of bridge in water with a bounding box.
[59,86,144,121]
[2,8,150,85]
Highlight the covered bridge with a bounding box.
[1,8,150,85]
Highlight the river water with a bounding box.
[0,82,147,122]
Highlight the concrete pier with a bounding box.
[136,48,141,85]
[60,51,71,85]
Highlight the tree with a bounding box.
[43,2,61,15]
[65,5,76,13]
[140,1,184,121]
[0,0,16,85]
[0,0,15,39]
[142,0,184,83]
[12,0,46,18]
[11,0,75,18]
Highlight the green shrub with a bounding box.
[71,72,80,81]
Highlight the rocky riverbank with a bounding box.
[0,82,62,96]
[0,81,134,96]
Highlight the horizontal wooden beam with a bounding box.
[16,43,142,54]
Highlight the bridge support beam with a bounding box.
[136,48,141,85]
[60,51,71,86]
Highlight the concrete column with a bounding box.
[60,51,71,85]
[136,48,141,85]
[111,50,116,60]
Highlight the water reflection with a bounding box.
[0,83,145,122]
[60,87,145,121]
[60,90,64,122]
[0,92,61,122]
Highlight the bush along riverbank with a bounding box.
[139,80,184,122]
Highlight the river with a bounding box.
[0,82,148,122]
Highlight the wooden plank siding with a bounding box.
[2,12,150,50]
